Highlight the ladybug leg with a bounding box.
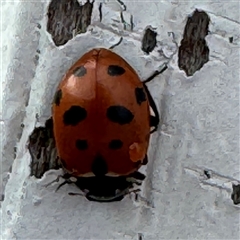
[130,189,141,200]
[133,191,154,208]
[143,63,168,84]
[143,84,159,134]
[44,173,77,192]
[126,173,154,208]
[44,174,63,188]
[68,192,85,197]
[126,172,154,207]
[55,173,78,192]
[143,64,168,134]
[126,171,146,186]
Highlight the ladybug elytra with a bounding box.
[52,48,166,202]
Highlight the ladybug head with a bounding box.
[74,173,145,202]
[74,176,134,202]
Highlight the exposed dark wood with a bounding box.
[28,118,60,178]
[141,26,157,54]
[47,0,94,46]
[178,9,210,76]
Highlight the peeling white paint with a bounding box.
[1,0,240,239]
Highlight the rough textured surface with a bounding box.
[178,9,210,76]
[141,26,157,54]
[1,0,240,239]
[47,0,94,46]
[1,1,45,205]
[28,118,60,178]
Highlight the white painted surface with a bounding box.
[1,1,240,239]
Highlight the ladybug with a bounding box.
[52,48,166,202]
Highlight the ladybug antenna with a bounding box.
[109,37,123,50]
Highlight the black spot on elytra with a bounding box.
[73,66,87,77]
[135,87,146,105]
[107,106,134,125]
[109,139,123,149]
[108,65,125,76]
[91,155,108,176]
[76,139,88,150]
[63,106,87,126]
[53,89,62,106]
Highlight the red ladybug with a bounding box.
[52,48,166,202]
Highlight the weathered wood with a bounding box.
[178,9,210,76]
[47,0,94,46]
[141,26,157,54]
[28,118,60,178]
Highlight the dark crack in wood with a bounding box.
[99,2,102,22]
[141,26,157,54]
[130,14,134,31]
[28,118,61,178]
[178,9,210,76]
[116,0,126,11]
[120,11,127,30]
[47,0,94,46]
